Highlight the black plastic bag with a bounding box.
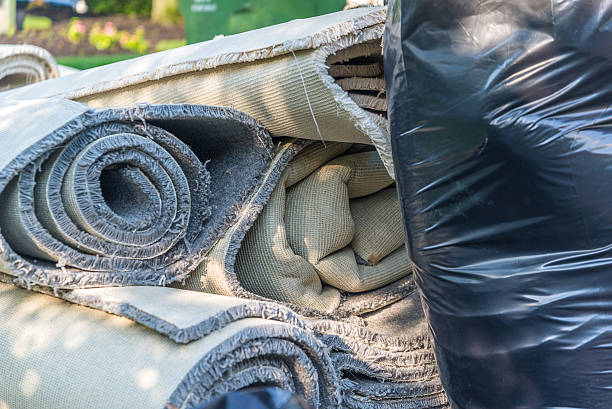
[385,1,612,408]
[195,388,310,409]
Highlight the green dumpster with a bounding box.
[179,0,346,44]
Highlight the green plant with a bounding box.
[119,26,150,54]
[87,0,152,16]
[23,15,52,32]
[89,21,119,50]
[67,18,87,44]
[87,21,150,53]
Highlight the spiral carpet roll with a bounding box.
[1,121,209,274]
[0,99,280,290]
[0,44,58,91]
[0,283,341,409]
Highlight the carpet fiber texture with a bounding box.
[310,291,450,409]
[0,10,448,408]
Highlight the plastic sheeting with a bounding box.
[385,0,612,408]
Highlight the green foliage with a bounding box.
[23,15,52,32]
[118,26,150,54]
[88,21,118,50]
[87,0,152,16]
[151,0,181,25]
[87,21,150,53]
[67,18,86,44]
[64,19,151,53]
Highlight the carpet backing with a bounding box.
[0,9,449,409]
[0,283,341,409]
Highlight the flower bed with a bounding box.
[0,14,185,56]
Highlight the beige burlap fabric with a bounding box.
[285,151,409,290]
[0,282,341,409]
[350,187,405,264]
[228,142,351,312]
[234,149,411,312]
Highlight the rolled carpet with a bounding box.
[0,44,58,91]
[0,282,341,409]
[3,7,395,177]
[0,98,300,290]
[184,141,413,315]
[310,291,450,409]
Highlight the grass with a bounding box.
[55,38,187,70]
[23,15,53,31]
[156,39,186,52]
[56,53,140,70]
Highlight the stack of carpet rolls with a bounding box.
[188,141,449,408]
[0,7,449,409]
[0,44,58,91]
[0,99,340,408]
[4,6,395,176]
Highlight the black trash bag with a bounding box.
[384,1,612,408]
[195,388,310,409]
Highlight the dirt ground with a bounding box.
[0,14,185,56]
